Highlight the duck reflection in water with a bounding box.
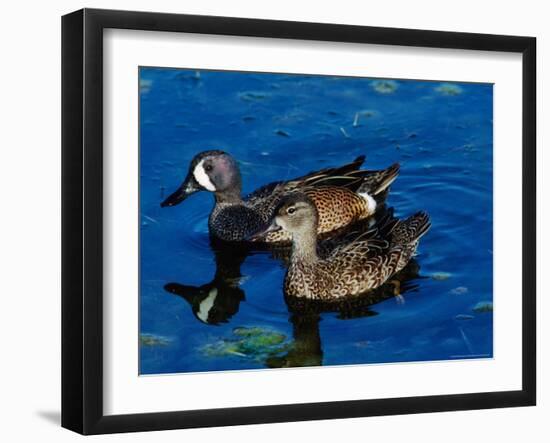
[164,241,250,325]
[266,259,422,369]
[163,207,396,326]
[163,207,424,369]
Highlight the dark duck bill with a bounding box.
[160,172,203,207]
[246,220,282,242]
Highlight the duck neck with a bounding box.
[214,187,242,205]
[291,229,319,265]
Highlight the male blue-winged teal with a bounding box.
[250,193,430,300]
[161,150,399,243]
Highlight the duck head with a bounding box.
[161,150,242,207]
[249,193,319,242]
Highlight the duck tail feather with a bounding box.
[316,155,366,178]
[391,211,431,246]
[356,163,400,196]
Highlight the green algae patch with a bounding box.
[201,341,248,358]
[140,333,172,347]
[472,301,493,313]
[371,80,399,94]
[455,314,475,321]
[432,272,452,281]
[139,79,153,93]
[233,326,266,337]
[238,91,271,102]
[435,83,463,96]
[200,327,290,361]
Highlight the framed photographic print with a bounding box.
[62,8,536,435]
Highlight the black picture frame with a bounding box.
[62,8,536,435]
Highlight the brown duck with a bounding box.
[251,193,431,300]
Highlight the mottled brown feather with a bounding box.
[264,186,371,242]
[284,211,431,300]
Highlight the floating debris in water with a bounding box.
[408,132,418,139]
[353,110,377,127]
[371,80,399,94]
[242,116,256,122]
[340,127,350,138]
[455,314,475,321]
[432,272,452,281]
[450,286,469,295]
[238,91,271,102]
[142,214,159,224]
[260,151,270,156]
[140,333,172,347]
[139,79,153,93]
[274,129,291,137]
[174,71,201,84]
[459,327,474,354]
[435,83,463,96]
[472,301,493,313]
[200,326,290,361]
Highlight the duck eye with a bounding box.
[287,207,296,215]
[204,164,213,172]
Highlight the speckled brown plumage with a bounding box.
[264,186,373,242]
[284,257,421,315]
[266,194,431,300]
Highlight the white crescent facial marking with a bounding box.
[359,192,377,214]
[193,160,216,191]
[197,288,218,323]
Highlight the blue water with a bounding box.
[139,67,493,375]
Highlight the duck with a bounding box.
[161,150,399,243]
[249,193,430,300]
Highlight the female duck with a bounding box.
[161,150,399,243]
[252,193,430,300]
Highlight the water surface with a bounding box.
[139,68,493,374]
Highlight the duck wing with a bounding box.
[244,155,367,204]
[284,155,367,189]
[324,208,398,258]
[244,180,285,205]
